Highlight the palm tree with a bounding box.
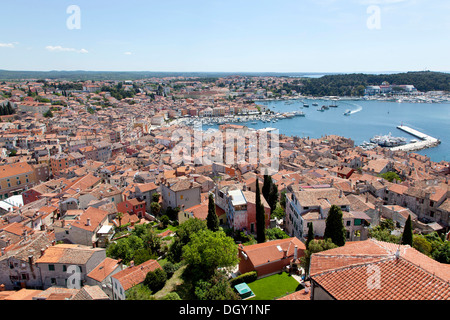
[116,212,124,228]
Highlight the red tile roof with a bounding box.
[111,259,162,291]
[310,239,450,300]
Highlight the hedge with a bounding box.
[230,271,258,287]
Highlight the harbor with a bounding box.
[390,125,441,152]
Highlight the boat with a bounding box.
[370,133,407,147]
[317,106,327,112]
[303,104,309,108]
[312,103,319,106]
[343,109,351,116]
[322,105,329,110]
[251,121,257,125]
[329,102,338,107]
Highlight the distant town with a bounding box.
[0,74,449,301]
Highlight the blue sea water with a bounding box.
[209,99,450,162]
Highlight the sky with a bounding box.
[0,0,449,73]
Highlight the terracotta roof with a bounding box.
[111,259,162,291]
[240,237,306,267]
[70,207,109,232]
[87,257,121,282]
[310,239,450,300]
[0,162,34,179]
[35,243,103,265]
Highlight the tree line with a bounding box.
[286,71,450,96]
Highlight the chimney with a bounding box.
[86,218,91,226]
[294,245,298,261]
[40,248,46,257]
[0,284,5,292]
[130,260,134,267]
[339,190,343,198]
[28,255,34,265]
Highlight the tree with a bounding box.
[324,205,346,247]
[159,215,170,228]
[265,228,289,240]
[206,193,219,232]
[126,284,154,300]
[167,218,207,263]
[401,215,413,246]
[144,268,167,293]
[116,212,124,228]
[271,203,285,220]
[152,193,160,203]
[300,239,338,277]
[262,172,271,201]
[306,222,314,249]
[182,229,239,279]
[150,202,161,216]
[255,181,266,243]
[194,272,239,300]
[43,109,53,118]
[412,235,432,256]
[268,182,278,213]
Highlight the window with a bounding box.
[51,278,57,285]
[354,219,361,226]
[48,264,55,271]
[180,195,184,200]
[63,265,67,272]
[346,221,351,226]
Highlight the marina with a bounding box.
[390,125,441,152]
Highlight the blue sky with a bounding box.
[0,0,449,72]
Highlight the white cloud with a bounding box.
[124,52,132,55]
[45,45,88,54]
[0,43,15,48]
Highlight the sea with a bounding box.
[206,99,450,162]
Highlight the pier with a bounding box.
[390,125,440,152]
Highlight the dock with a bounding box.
[390,125,440,152]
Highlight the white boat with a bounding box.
[343,109,351,116]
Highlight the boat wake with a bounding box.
[342,102,363,114]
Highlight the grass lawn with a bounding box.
[247,272,303,300]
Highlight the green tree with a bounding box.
[380,171,401,183]
[167,218,207,263]
[160,215,170,228]
[265,227,289,240]
[150,202,161,216]
[255,181,266,243]
[262,173,271,201]
[126,283,154,300]
[206,193,219,232]
[182,229,239,279]
[324,205,346,247]
[43,109,53,118]
[300,239,338,277]
[144,268,167,293]
[268,182,279,213]
[412,235,432,256]
[432,241,450,264]
[271,203,285,220]
[305,222,314,249]
[401,215,413,246]
[194,272,239,300]
[116,212,124,228]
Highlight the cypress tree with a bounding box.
[401,215,413,246]
[206,193,219,232]
[306,222,314,249]
[255,180,266,243]
[262,172,271,201]
[268,182,278,213]
[324,205,346,247]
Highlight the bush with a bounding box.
[144,268,167,293]
[229,271,258,287]
[160,215,170,228]
[161,292,181,300]
[162,261,181,278]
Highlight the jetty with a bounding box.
[390,125,440,152]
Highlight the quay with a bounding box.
[390,125,441,152]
